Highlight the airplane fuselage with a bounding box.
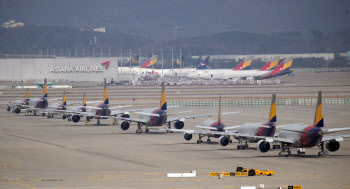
[92,103,111,119]
[237,122,276,143]
[138,108,167,126]
[278,124,323,148]
[202,119,225,138]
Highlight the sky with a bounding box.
[1,0,349,40]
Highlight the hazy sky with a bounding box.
[1,0,349,40]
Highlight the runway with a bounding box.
[1,72,350,188]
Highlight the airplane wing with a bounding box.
[195,126,218,130]
[224,126,241,130]
[170,129,220,135]
[134,112,160,117]
[110,110,129,116]
[322,127,350,134]
[167,111,239,122]
[167,110,193,116]
[115,117,148,124]
[322,134,350,142]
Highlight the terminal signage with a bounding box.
[50,66,104,73]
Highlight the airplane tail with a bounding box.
[62,91,67,107]
[314,91,324,128]
[160,82,167,110]
[141,55,158,68]
[262,57,294,79]
[43,78,48,100]
[268,94,277,123]
[83,93,86,106]
[259,56,280,71]
[26,88,30,99]
[196,56,210,70]
[104,78,109,104]
[233,56,253,70]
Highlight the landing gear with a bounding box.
[145,128,149,133]
[196,134,203,144]
[207,138,211,143]
[237,138,249,150]
[113,119,118,125]
[136,123,144,134]
[97,119,101,125]
[317,142,329,156]
[278,143,291,157]
[273,144,281,149]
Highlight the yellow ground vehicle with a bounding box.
[236,166,274,176]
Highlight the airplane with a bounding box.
[70,79,131,125]
[41,91,67,118]
[258,56,280,71]
[114,82,237,133]
[2,88,30,113]
[169,95,240,144]
[198,57,293,80]
[162,56,210,77]
[215,94,280,149]
[239,91,350,157]
[186,56,254,79]
[36,80,55,88]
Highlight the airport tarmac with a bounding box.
[1,72,350,189]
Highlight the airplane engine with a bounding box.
[219,136,230,146]
[184,133,192,141]
[14,107,21,114]
[121,114,130,118]
[326,140,340,152]
[72,115,80,123]
[120,121,130,131]
[257,140,270,153]
[174,121,184,129]
[61,114,67,120]
[6,106,11,112]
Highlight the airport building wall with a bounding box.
[0,57,120,82]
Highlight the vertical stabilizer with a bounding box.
[268,94,277,123]
[233,56,253,70]
[26,88,30,99]
[196,56,210,70]
[63,91,67,106]
[104,78,109,104]
[218,95,222,125]
[259,56,280,71]
[160,82,167,110]
[43,78,48,100]
[83,93,86,106]
[314,91,324,127]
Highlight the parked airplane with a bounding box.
[243,91,350,157]
[216,94,279,149]
[41,91,67,118]
[198,57,293,80]
[23,78,51,116]
[186,56,254,79]
[2,88,30,113]
[70,79,131,125]
[115,82,234,133]
[258,56,280,71]
[170,95,240,143]
[163,56,210,77]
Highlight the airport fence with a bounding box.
[168,98,350,107]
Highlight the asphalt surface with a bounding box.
[1,72,350,189]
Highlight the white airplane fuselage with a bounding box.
[278,124,323,148]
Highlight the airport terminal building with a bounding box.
[0,57,121,82]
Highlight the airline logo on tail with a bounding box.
[160,82,167,110]
[233,56,253,70]
[101,60,110,69]
[314,91,324,127]
[268,94,277,123]
[262,57,293,79]
[141,55,158,68]
[43,78,48,100]
[83,93,86,106]
[62,91,67,107]
[259,56,280,71]
[104,79,109,104]
[196,56,210,70]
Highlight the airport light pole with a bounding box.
[75,49,77,58]
[152,49,154,69]
[129,49,131,68]
[60,49,62,57]
[108,48,111,57]
[46,48,49,56]
[68,49,70,57]
[161,49,164,80]
[53,49,55,56]
[139,49,141,75]
[172,49,174,82]
[120,49,123,74]
[82,49,85,57]
[101,49,103,57]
